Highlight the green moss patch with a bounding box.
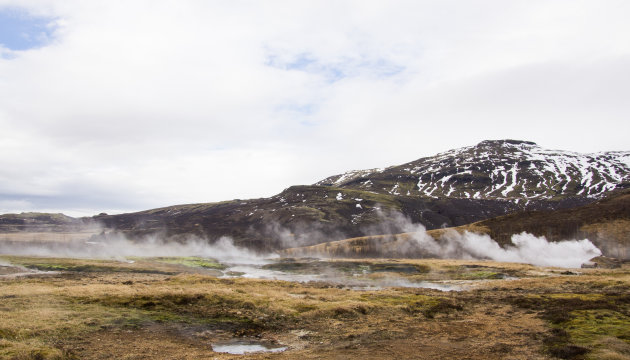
[565,310,630,345]
[75,292,281,333]
[149,257,226,270]
[361,293,461,318]
[510,293,630,359]
[22,262,176,275]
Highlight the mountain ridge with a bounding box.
[2,140,628,251]
[316,139,630,202]
[99,139,627,249]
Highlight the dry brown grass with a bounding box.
[0,256,629,359]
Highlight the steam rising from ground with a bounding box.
[0,234,273,265]
[366,211,602,268]
[0,210,604,269]
[417,231,601,268]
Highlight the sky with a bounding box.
[0,1,629,217]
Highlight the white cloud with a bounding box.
[0,0,629,215]
[0,199,33,212]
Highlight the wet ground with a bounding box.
[211,339,287,354]
[219,257,525,291]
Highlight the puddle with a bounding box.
[221,264,322,282]
[211,340,287,354]
[341,279,467,291]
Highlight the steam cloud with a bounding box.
[0,234,273,265]
[418,230,601,268]
[0,210,604,269]
[365,211,602,268]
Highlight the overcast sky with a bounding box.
[1,1,629,216]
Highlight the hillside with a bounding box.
[472,188,630,259]
[91,140,628,250]
[283,189,630,259]
[93,186,536,250]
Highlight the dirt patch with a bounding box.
[68,324,217,360]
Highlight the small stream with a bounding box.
[219,261,470,291]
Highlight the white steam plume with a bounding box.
[0,234,274,265]
[371,211,602,268]
[436,231,601,268]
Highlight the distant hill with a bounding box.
[0,212,86,232]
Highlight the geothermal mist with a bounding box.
[0,210,604,269]
[0,234,273,265]
[370,211,602,268]
[434,231,601,268]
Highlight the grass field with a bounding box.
[0,255,629,359]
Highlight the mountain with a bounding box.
[317,139,630,202]
[90,140,629,250]
[3,140,627,251]
[281,189,630,260]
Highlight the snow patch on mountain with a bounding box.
[315,140,629,201]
